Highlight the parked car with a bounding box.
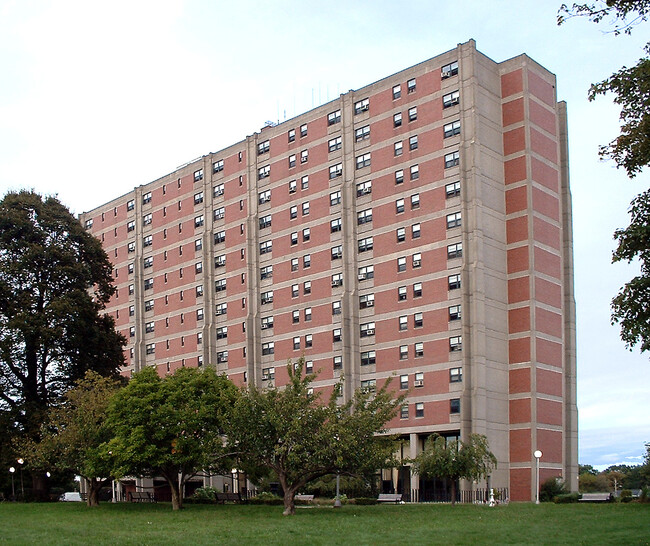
[59,492,82,502]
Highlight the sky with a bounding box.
[0,0,648,470]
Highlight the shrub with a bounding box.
[248,492,284,505]
[540,477,567,503]
[620,490,633,503]
[353,497,378,505]
[640,486,649,503]
[553,493,581,503]
[191,486,219,503]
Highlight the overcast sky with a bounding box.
[1,0,648,470]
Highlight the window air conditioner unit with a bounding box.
[362,187,371,194]
[361,104,369,112]
[441,70,451,79]
[366,328,375,335]
[366,300,374,307]
[358,274,366,281]
[414,379,424,387]
[413,260,421,267]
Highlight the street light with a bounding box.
[9,467,15,500]
[17,458,24,499]
[334,473,342,508]
[534,450,542,504]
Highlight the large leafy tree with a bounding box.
[0,190,125,495]
[411,433,497,506]
[19,371,123,506]
[103,366,238,510]
[226,358,404,516]
[559,2,650,352]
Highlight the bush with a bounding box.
[620,490,634,503]
[191,486,219,503]
[248,492,284,505]
[640,486,649,503]
[353,497,378,505]
[553,493,581,503]
[540,477,568,503]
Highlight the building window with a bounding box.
[392,84,401,99]
[442,61,459,78]
[290,206,298,219]
[196,285,204,297]
[213,159,224,173]
[415,402,424,418]
[127,220,135,232]
[358,236,373,252]
[358,265,374,280]
[329,163,343,179]
[445,151,460,168]
[194,215,204,228]
[407,78,416,93]
[258,190,271,205]
[144,278,153,290]
[332,300,341,315]
[258,165,270,180]
[411,194,420,210]
[398,286,407,301]
[361,379,376,393]
[302,202,310,216]
[142,192,152,205]
[330,218,342,232]
[261,316,274,330]
[449,305,462,321]
[196,308,204,321]
[448,274,461,290]
[195,262,203,274]
[396,227,406,242]
[444,120,461,138]
[359,293,375,309]
[260,265,273,280]
[305,334,313,348]
[447,212,462,229]
[259,240,272,255]
[396,198,405,214]
[291,258,299,271]
[292,310,300,324]
[397,257,407,272]
[443,90,460,108]
[259,214,272,229]
[129,326,135,338]
[194,192,204,206]
[399,316,408,331]
[262,343,275,356]
[331,246,343,260]
[446,181,461,198]
[411,223,421,239]
[143,235,152,248]
[449,336,462,352]
[214,207,225,221]
[304,307,312,322]
[355,125,370,141]
[450,367,462,383]
[128,263,134,274]
[146,343,155,355]
[333,328,342,342]
[214,303,226,317]
[127,199,135,211]
[293,336,301,350]
[328,109,341,125]
[333,356,343,370]
[301,175,309,189]
[258,140,270,155]
[303,254,311,268]
[128,284,134,295]
[361,351,376,366]
[305,360,314,373]
[415,342,424,357]
[409,135,418,150]
[300,124,308,137]
[290,232,298,246]
[129,305,135,316]
[414,312,423,328]
[304,281,311,294]
[216,326,227,340]
[291,284,299,298]
[143,256,153,269]
[410,164,419,180]
[288,128,296,142]
[447,243,463,259]
[355,98,369,113]
[360,322,375,337]
[415,371,424,387]
[392,140,403,156]
[194,169,203,182]
[395,169,404,184]
[217,351,228,363]
[408,107,417,122]
[412,253,422,268]
[214,231,226,244]
[261,290,273,304]
[328,191,342,207]
[400,405,409,419]
[357,209,372,225]
[215,279,227,292]
[356,153,371,169]
[393,112,402,127]
[399,345,408,360]
[450,398,461,414]
[331,273,343,288]
[288,154,296,168]
[413,282,423,298]
[356,180,372,196]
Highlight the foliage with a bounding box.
[226,357,404,515]
[558,3,650,352]
[642,442,650,483]
[302,474,377,499]
[353,497,378,505]
[18,371,123,506]
[103,366,238,510]
[554,492,582,503]
[579,463,598,476]
[411,433,497,506]
[579,472,611,492]
[540,477,568,502]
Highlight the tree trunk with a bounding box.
[168,478,183,510]
[278,473,297,516]
[30,471,48,502]
[450,478,457,506]
[87,479,102,507]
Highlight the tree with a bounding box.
[558,2,650,352]
[579,463,598,475]
[0,190,125,496]
[411,433,497,506]
[641,442,650,484]
[103,366,238,510]
[19,371,123,506]
[226,358,404,515]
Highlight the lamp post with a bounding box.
[334,473,342,508]
[534,450,542,504]
[17,458,24,499]
[9,467,15,500]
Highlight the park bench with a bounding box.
[377,493,402,503]
[129,491,155,503]
[216,492,244,503]
[295,494,314,502]
[579,493,611,502]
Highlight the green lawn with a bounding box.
[0,502,648,545]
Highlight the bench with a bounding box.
[377,493,402,503]
[295,494,314,502]
[129,491,156,503]
[216,492,244,503]
[579,493,611,503]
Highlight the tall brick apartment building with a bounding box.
[80,40,577,501]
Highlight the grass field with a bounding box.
[0,501,648,545]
